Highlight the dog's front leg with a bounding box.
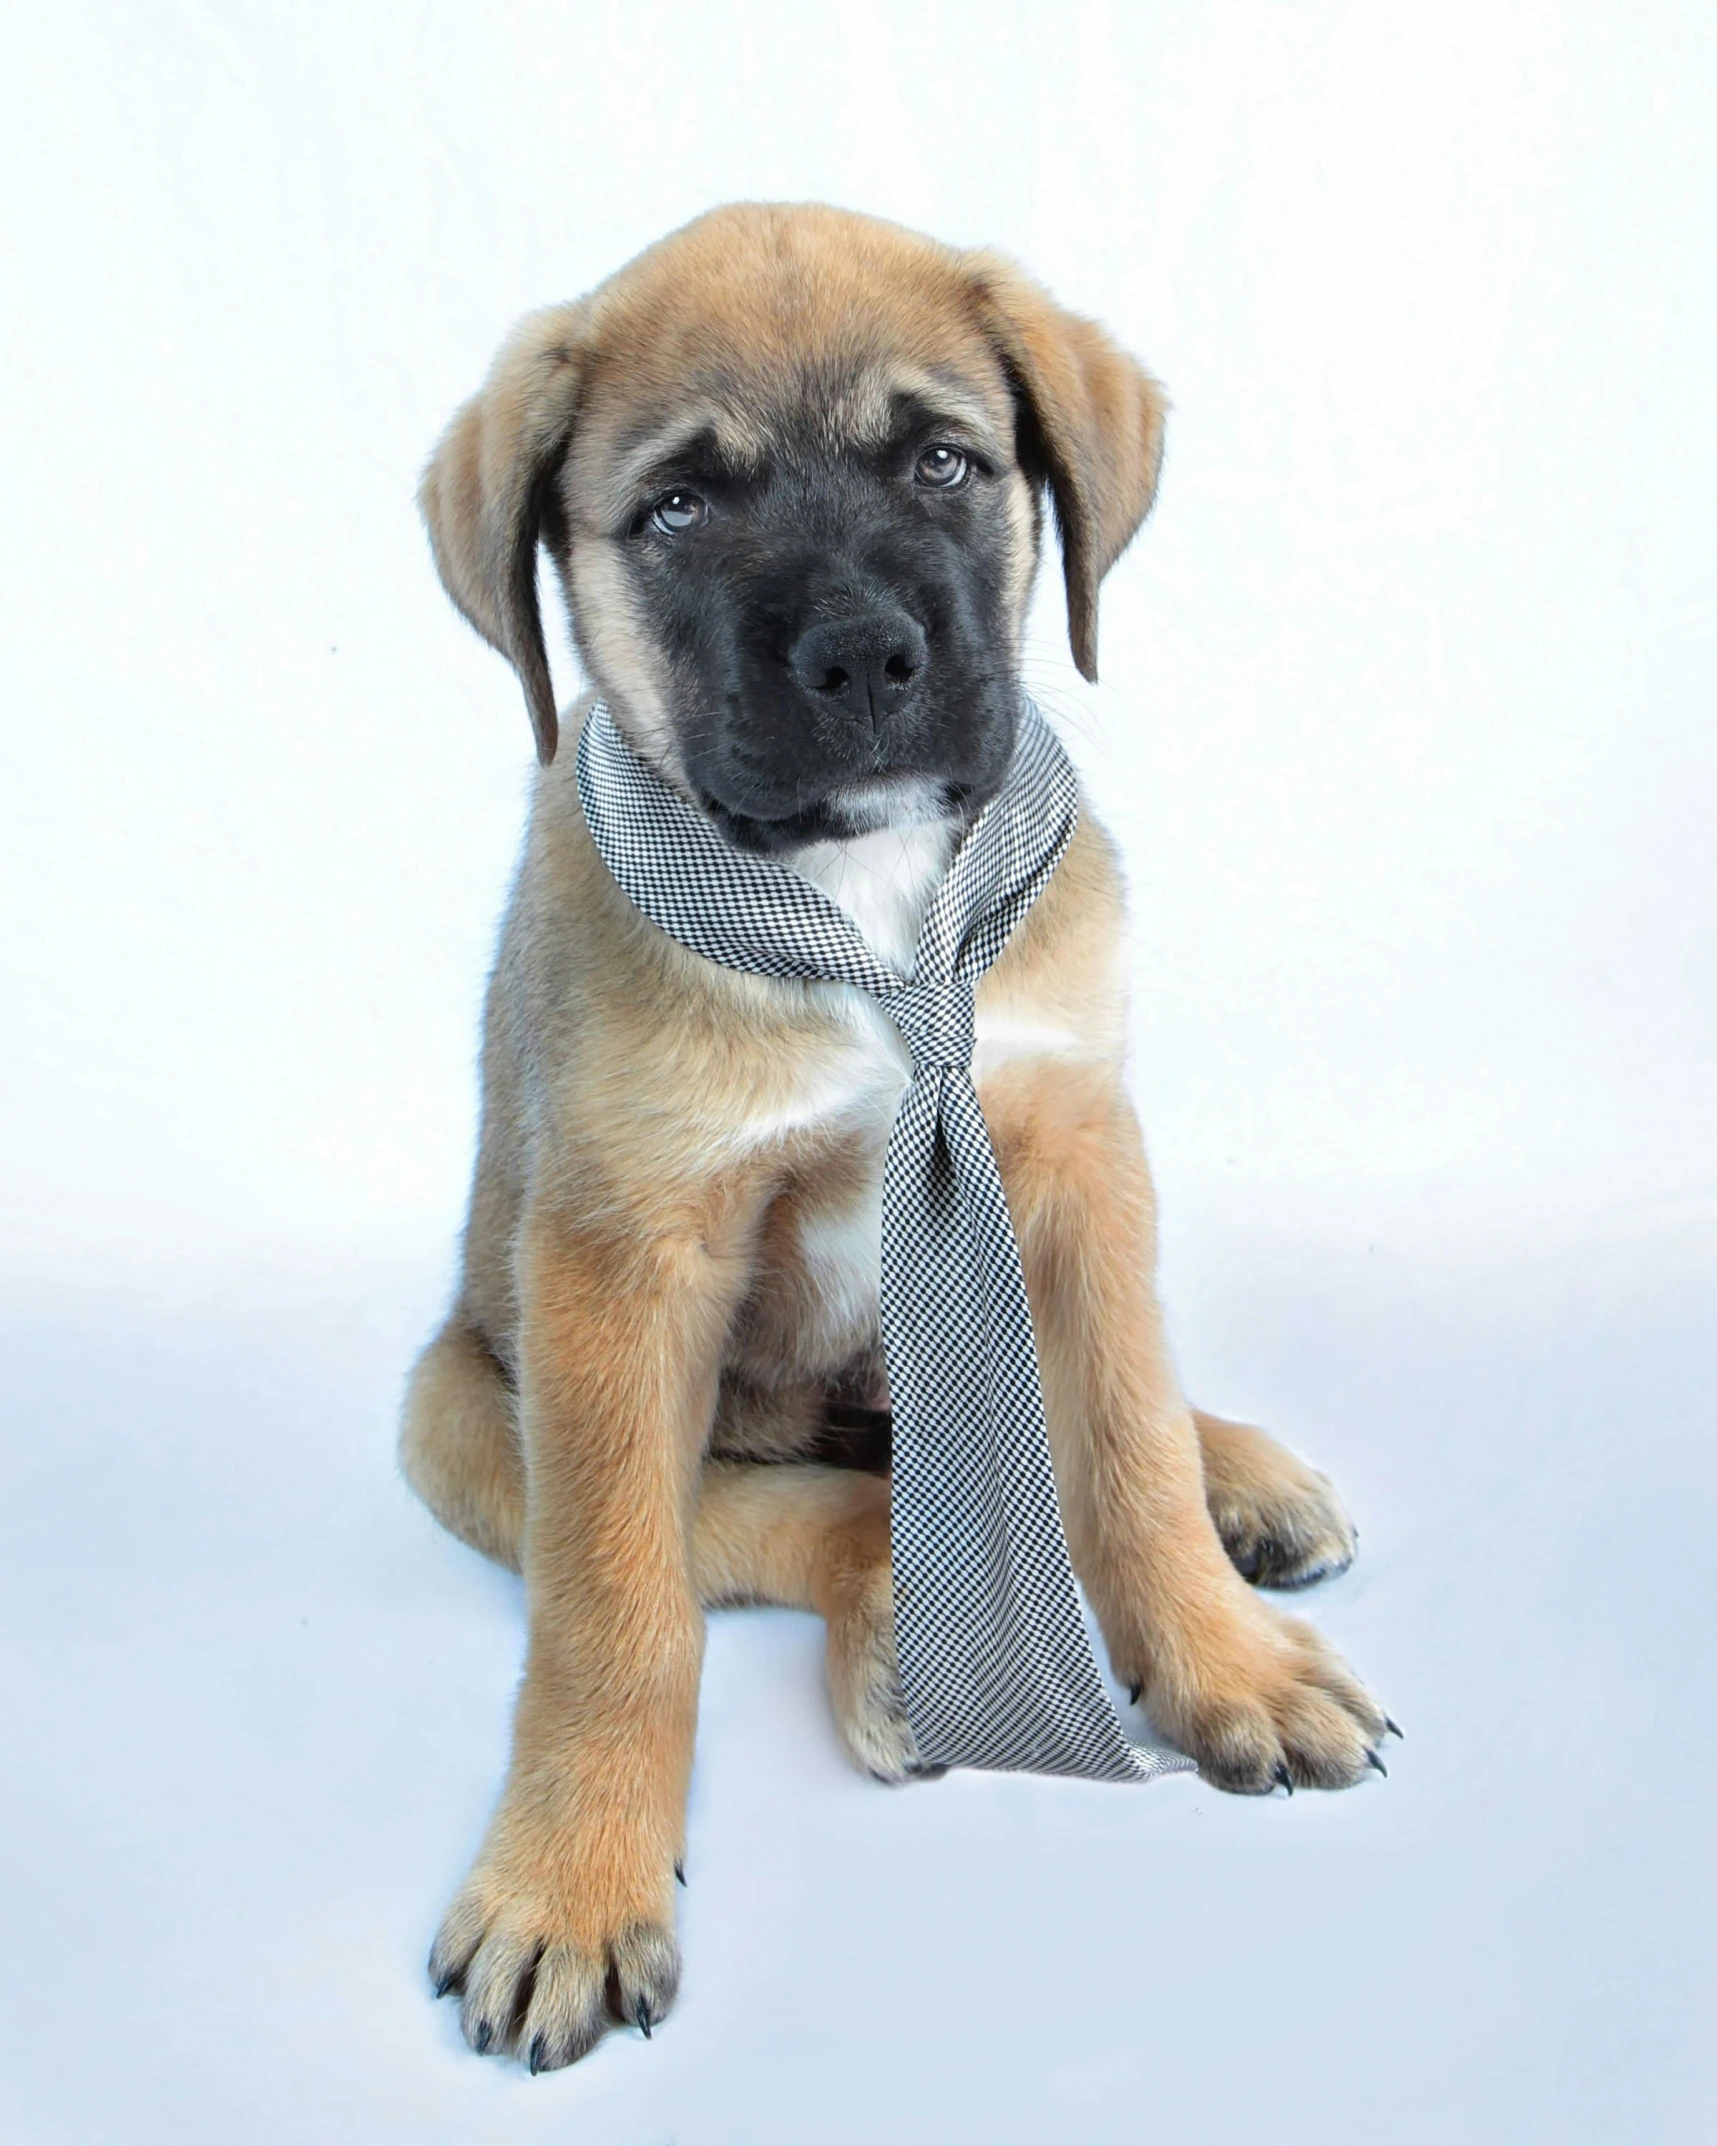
[430,1193,755,2070]
[984,1059,1389,1793]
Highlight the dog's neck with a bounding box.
[786,817,959,979]
[594,696,964,976]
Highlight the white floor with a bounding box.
[4,1184,1710,2145]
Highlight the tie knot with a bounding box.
[884,980,977,1074]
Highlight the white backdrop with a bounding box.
[3,5,1713,2142]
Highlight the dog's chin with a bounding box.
[700,774,980,857]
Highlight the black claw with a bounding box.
[634,1998,653,2040]
[473,2021,492,2055]
[1384,1715,1405,1740]
[527,2034,547,2076]
[1366,1749,1389,1778]
[674,1859,686,1886]
[1273,1763,1294,1796]
[432,1969,456,2000]
[1126,1682,1142,1707]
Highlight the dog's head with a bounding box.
[421,204,1166,851]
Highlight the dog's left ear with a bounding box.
[968,255,1167,682]
[418,304,587,765]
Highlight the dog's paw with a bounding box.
[1132,1583,1390,1794]
[824,1570,939,1784]
[429,1851,680,2071]
[1196,1412,1358,1590]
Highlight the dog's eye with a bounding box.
[914,445,970,490]
[649,490,708,534]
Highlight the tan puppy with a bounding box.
[402,203,1385,2072]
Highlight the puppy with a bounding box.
[402,203,1385,2072]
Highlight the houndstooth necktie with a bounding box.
[578,698,1192,1785]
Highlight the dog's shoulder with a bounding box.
[486,718,885,1170]
[976,791,1131,1065]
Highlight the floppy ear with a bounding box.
[968,255,1167,682]
[418,304,586,764]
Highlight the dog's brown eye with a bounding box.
[915,445,970,490]
[650,490,708,534]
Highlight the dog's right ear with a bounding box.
[419,305,586,765]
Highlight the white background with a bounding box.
[2,4,1713,2141]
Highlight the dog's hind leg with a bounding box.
[1194,1409,1357,1590]
[693,1462,923,1783]
[400,1311,525,1571]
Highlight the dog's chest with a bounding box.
[740,825,943,1369]
[733,822,1081,1376]
[789,817,953,978]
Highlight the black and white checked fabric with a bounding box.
[578,699,1192,1785]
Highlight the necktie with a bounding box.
[578,699,1191,1785]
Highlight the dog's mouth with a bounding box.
[699,773,982,856]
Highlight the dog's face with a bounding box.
[421,205,1167,847]
[587,363,1030,851]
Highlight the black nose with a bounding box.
[788,609,928,729]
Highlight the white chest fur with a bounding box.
[740,817,1091,1364]
[788,814,955,978]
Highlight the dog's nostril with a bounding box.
[789,609,926,717]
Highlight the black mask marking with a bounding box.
[615,400,1029,853]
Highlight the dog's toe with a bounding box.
[826,1570,929,1784]
[1218,1499,1357,1590]
[1198,1416,1358,1590]
[430,1869,679,2069]
[1194,1612,1389,1793]
[1129,1583,1390,1797]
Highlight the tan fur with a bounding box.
[403,203,1384,2071]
